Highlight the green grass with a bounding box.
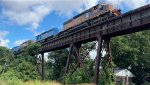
[0,80,62,85]
[0,80,94,85]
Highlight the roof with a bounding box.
[114,69,135,77]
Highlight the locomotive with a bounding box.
[11,46,21,54]
[63,3,121,31]
[36,28,59,41]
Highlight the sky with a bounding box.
[0,0,150,49]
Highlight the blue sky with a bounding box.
[0,0,150,48]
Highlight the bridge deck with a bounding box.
[41,4,150,52]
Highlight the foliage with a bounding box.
[0,46,14,74]
[0,80,62,85]
[46,42,96,84]
[0,69,19,80]
[0,30,149,85]
[0,43,42,81]
[99,62,115,85]
[46,49,68,81]
[0,79,94,85]
[99,48,116,85]
[65,61,94,84]
[26,42,41,56]
[111,30,150,84]
[142,81,150,85]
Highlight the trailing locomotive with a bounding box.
[11,46,21,54]
[63,3,121,31]
[20,40,35,48]
[36,28,59,41]
[11,40,35,54]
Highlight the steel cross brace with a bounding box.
[64,43,90,79]
[64,43,84,74]
[93,36,112,84]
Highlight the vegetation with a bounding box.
[112,30,150,85]
[0,80,61,85]
[0,31,149,85]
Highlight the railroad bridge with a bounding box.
[39,4,150,84]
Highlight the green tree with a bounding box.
[111,30,150,84]
[46,49,68,80]
[0,46,14,74]
[46,41,96,83]
[0,43,42,81]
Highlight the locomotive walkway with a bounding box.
[39,4,150,84]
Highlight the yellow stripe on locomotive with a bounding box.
[63,3,121,31]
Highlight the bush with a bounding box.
[0,69,19,80]
[0,80,62,85]
[65,68,92,84]
[142,81,150,85]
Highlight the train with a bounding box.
[36,3,121,42]
[12,3,121,54]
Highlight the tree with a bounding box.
[111,30,150,84]
[1,43,42,81]
[0,46,14,74]
[46,49,68,80]
[46,41,96,83]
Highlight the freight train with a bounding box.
[36,3,121,42]
[12,3,121,54]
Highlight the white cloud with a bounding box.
[14,39,27,46]
[0,31,9,47]
[1,0,99,31]
[90,49,97,60]
[53,0,99,16]
[105,0,150,10]
[0,39,9,47]
[123,0,150,9]
[1,0,150,31]
[0,31,9,38]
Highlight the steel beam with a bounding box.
[93,37,102,84]
[64,43,90,81]
[64,44,73,75]
[105,38,112,65]
[74,45,90,78]
[74,45,83,67]
[41,53,45,80]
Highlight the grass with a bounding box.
[0,80,94,85]
[0,80,62,85]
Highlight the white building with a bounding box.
[114,69,135,85]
